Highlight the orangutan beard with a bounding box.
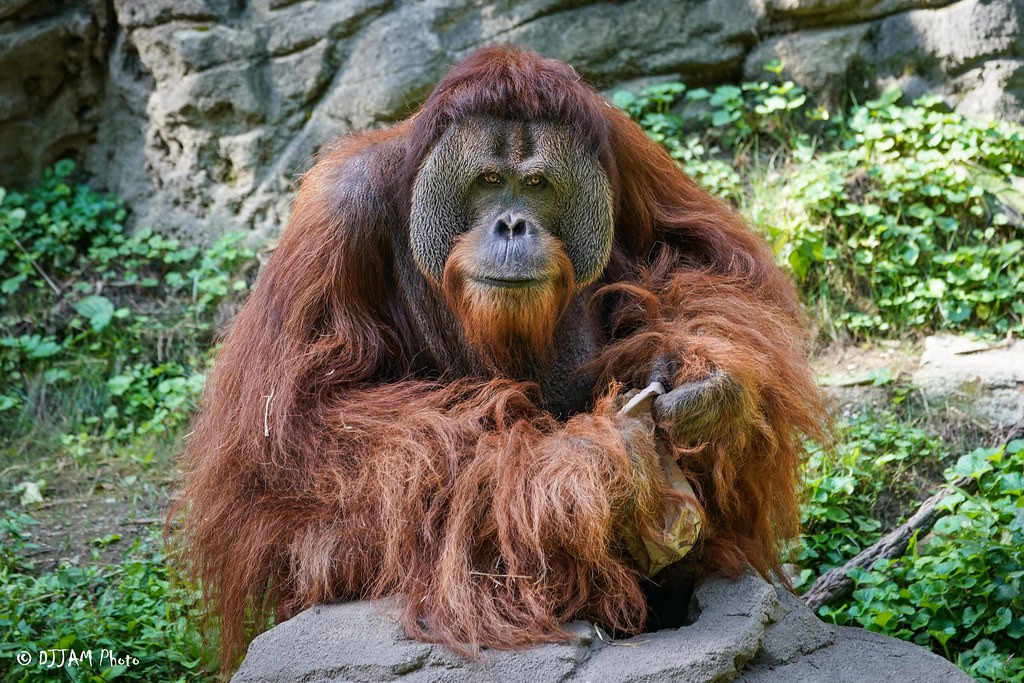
[442,232,576,374]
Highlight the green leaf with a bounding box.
[107,374,134,396]
[711,109,738,126]
[709,85,741,106]
[611,90,636,109]
[952,448,997,480]
[74,294,115,332]
[3,206,26,229]
[863,123,885,140]
[940,300,972,323]
[985,607,1013,633]
[926,278,946,298]
[902,242,920,265]
[866,86,902,109]
[24,335,61,358]
[1,273,26,294]
[54,159,76,177]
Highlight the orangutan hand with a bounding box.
[648,360,751,444]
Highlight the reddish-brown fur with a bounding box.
[173,47,827,671]
[443,230,576,370]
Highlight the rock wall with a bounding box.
[0,0,111,184]
[1,0,1022,241]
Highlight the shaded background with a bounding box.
[1,0,1022,241]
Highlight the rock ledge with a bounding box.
[233,570,970,683]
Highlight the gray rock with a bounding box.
[111,0,226,30]
[0,0,110,186]
[496,0,764,85]
[0,0,35,22]
[1,0,1023,240]
[572,571,779,683]
[764,0,956,26]
[747,0,1024,117]
[231,599,600,683]
[232,570,972,683]
[951,57,1024,121]
[738,624,972,682]
[754,588,836,666]
[912,334,1024,426]
[745,23,875,107]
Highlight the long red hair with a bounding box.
[173,46,826,671]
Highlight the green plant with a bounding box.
[770,91,1024,338]
[617,72,1024,341]
[797,413,949,586]
[0,161,255,446]
[612,82,743,201]
[817,441,1024,683]
[0,164,235,680]
[0,511,213,682]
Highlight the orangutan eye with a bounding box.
[524,174,546,187]
[481,171,502,184]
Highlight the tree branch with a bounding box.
[801,417,1023,612]
[801,475,974,611]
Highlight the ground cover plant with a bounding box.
[0,161,253,680]
[0,67,1021,680]
[615,68,1024,341]
[814,438,1024,682]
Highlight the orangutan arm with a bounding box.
[592,255,826,578]
[187,378,683,656]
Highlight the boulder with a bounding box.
[232,570,971,683]
[746,0,1024,113]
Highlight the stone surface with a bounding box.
[738,624,973,682]
[748,0,1024,114]
[232,570,972,683]
[814,337,1024,428]
[0,0,1022,241]
[913,334,1024,426]
[0,0,111,185]
[764,0,955,23]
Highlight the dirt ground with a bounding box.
[13,467,171,569]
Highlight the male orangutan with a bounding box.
[175,46,826,669]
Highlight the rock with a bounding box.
[111,0,226,30]
[1,0,1023,240]
[745,23,876,106]
[763,0,956,26]
[739,623,972,682]
[912,334,1024,427]
[496,0,764,85]
[232,570,972,683]
[747,0,1024,117]
[0,0,111,186]
[950,58,1024,121]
